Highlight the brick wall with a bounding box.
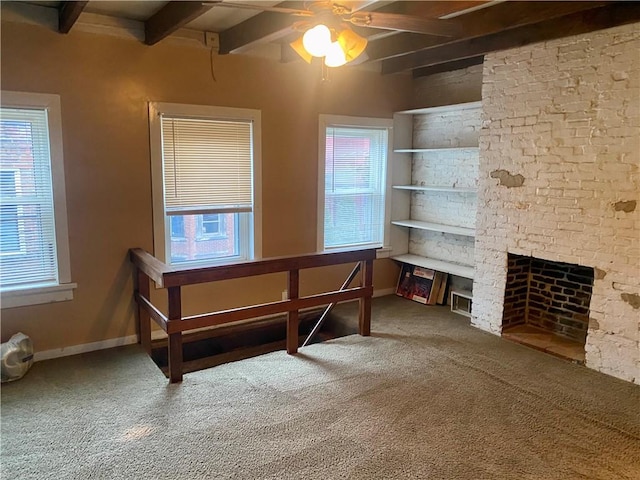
[407,101,480,272]
[503,254,594,343]
[502,255,530,329]
[413,64,483,107]
[411,66,482,294]
[413,109,481,148]
[474,23,640,383]
[410,162,478,228]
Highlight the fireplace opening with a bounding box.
[501,254,594,364]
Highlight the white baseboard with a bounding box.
[33,288,397,361]
[33,334,139,362]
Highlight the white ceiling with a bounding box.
[186,1,283,32]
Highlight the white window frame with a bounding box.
[317,114,393,255]
[149,102,262,266]
[197,213,226,240]
[0,91,76,308]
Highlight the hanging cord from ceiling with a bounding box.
[210,45,217,83]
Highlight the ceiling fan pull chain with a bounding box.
[321,61,330,82]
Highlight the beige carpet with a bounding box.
[2,296,639,479]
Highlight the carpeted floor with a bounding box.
[2,295,639,479]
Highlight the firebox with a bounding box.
[501,254,594,360]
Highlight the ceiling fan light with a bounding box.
[289,37,313,63]
[324,41,347,68]
[302,24,332,57]
[337,28,368,62]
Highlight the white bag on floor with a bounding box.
[1,332,34,383]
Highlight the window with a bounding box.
[318,115,392,251]
[0,91,75,308]
[199,214,225,238]
[149,103,262,266]
[170,216,185,239]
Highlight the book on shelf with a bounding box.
[396,264,436,305]
[428,272,444,305]
[396,264,450,306]
[437,273,449,305]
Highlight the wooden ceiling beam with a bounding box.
[412,56,484,78]
[219,0,485,61]
[382,2,640,74]
[372,1,492,19]
[219,1,306,55]
[218,0,398,55]
[368,1,608,62]
[367,32,443,62]
[145,1,218,46]
[58,1,88,33]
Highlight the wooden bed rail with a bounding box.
[129,247,376,383]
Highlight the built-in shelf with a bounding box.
[394,146,479,153]
[390,99,480,285]
[396,101,482,115]
[391,219,475,237]
[393,185,477,193]
[392,254,475,280]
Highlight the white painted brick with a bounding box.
[405,67,482,278]
[472,22,640,383]
[409,230,475,266]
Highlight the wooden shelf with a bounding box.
[390,100,480,285]
[396,101,482,115]
[394,146,479,153]
[393,185,477,193]
[392,254,475,279]
[391,219,475,237]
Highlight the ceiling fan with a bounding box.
[205,1,461,37]
[204,1,460,67]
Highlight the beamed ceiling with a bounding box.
[10,1,640,76]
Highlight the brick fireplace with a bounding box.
[471,23,639,384]
[501,254,594,361]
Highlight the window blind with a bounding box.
[324,126,387,249]
[161,116,253,215]
[0,107,58,288]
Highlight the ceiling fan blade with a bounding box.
[203,1,313,17]
[350,12,461,37]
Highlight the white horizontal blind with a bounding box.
[161,116,253,215]
[324,126,387,249]
[0,107,58,288]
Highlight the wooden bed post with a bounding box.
[287,269,299,354]
[359,258,373,336]
[136,269,152,355]
[167,286,183,383]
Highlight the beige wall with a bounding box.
[0,20,412,353]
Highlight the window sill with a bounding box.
[195,235,228,242]
[322,245,390,258]
[1,283,77,309]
